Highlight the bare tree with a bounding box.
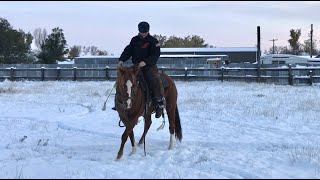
[33,28,47,49]
[97,50,108,55]
[266,46,279,54]
[278,46,290,54]
[153,34,167,46]
[265,45,290,55]
[302,33,318,55]
[90,46,98,55]
[80,45,108,56]
[68,45,82,60]
[82,46,90,55]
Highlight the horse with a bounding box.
[114,65,182,160]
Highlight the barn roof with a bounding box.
[75,47,257,59]
[161,47,257,52]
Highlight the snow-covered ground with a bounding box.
[1,80,320,178]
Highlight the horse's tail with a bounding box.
[175,105,183,142]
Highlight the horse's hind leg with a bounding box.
[138,114,152,146]
[167,107,176,150]
[129,130,137,156]
[117,126,134,160]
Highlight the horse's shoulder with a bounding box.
[159,73,171,88]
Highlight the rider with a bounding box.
[112,21,164,118]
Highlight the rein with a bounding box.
[101,83,116,111]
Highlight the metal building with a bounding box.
[74,47,258,65]
[160,47,257,63]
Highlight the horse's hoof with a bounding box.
[129,147,137,156]
[116,154,123,160]
[168,145,173,150]
[138,141,144,147]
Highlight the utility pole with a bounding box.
[269,39,278,54]
[257,26,261,83]
[310,24,313,58]
[285,46,288,54]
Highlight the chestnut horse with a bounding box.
[115,65,182,160]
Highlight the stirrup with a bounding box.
[155,106,163,118]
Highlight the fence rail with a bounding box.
[1,65,320,85]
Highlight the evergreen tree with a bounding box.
[37,27,69,64]
[288,29,302,55]
[0,17,34,64]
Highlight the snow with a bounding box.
[57,59,74,64]
[1,80,320,178]
[299,55,318,59]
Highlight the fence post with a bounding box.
[288,64,293,85]
[56,67,61,81]
[257,65,261,83]
[105,66,109,80]
[158,67,164,74]
[257,26,261,83]
[221,67,224,82]
[309,70,313,85]
[10,67,15,81]
[41,67,45,81]
[184,67,188,81]
[73,67,77,81]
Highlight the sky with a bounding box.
[1,1,320,55]
[1,80,320,178]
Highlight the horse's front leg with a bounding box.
[138,114,152,146]
[116,126,134,160]
[129,130,137,156]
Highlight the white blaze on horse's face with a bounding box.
[126,80,133,108]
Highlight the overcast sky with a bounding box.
[1,1,320,55]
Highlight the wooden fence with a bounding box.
[1,65,320,85]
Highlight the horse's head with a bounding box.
[116,65,141,109]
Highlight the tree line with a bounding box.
[0,17,212,64]
[1,17,319,64]
[264,28,319,55]
[0,17,109,64]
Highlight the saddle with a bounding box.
[138,72,168,116]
